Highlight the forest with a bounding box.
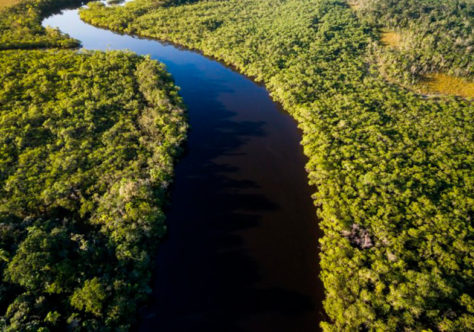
[0,0,83,49]
[79,0,474,330]
[353,0,473,84]
[0,0,186,330]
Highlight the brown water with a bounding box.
[44,8,323,332]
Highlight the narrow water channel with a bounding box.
[44,8,322,332]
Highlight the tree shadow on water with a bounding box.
[136,63,317,332]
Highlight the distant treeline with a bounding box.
[79,0,474,331]
[0,0,186,331]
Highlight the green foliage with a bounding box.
[0,49,186,330]
[70,278,106,316]
[80,0,474,330]
[5,225,76,294]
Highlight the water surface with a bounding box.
[44,8,323,332]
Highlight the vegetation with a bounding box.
[0,0,20,10]
[1,0,186,330]
[379,30,401,48]
[0,0,82,49]
[416,73,474,99]
[353,0,473,89]
[79,0,474,330]
[0,50,186,331]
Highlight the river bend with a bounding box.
[43,7,322,331]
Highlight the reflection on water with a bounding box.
[44,9,323,332]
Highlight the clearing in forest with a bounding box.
[380,29,401,48]
[417,73,474,99]
[0,0,20,9]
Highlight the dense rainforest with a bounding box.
[0,0,186,330]
[79,0,474,330]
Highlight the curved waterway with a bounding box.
[44,7,322,332]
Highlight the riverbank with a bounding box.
[79,0,474,330]
[44,4,323,332]
[0,1,187,330]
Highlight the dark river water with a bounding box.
[43,7,322,332]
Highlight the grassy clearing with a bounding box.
[417,73,474,99]
[380,29,401,48]
[0,0,20,9]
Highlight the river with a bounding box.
[43,7,322,332]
